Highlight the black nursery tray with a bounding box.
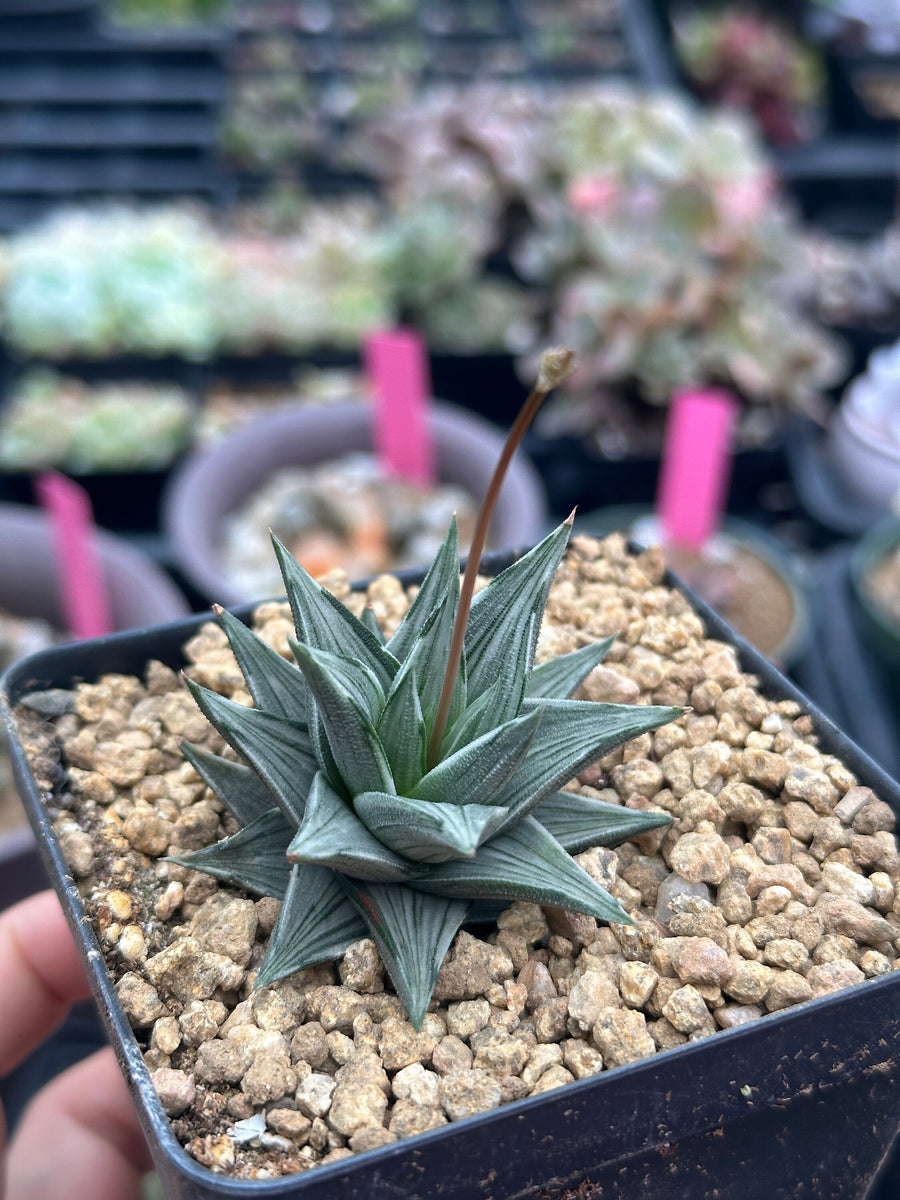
[2,547,899,1200]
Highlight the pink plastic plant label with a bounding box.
[365,328,435,489]
[656,388,739,552]
[34,471,112,640]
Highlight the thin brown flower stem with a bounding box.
[426,348,574,770]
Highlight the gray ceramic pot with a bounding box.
[163,400,548,605]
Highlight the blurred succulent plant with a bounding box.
[2,208,221,360]
[216,199,394,353]
[512,85,846,429]
[671,7,826,146]
[108,0,229,25]
[0,369,195,473]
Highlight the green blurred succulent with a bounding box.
[2,208,221,360]
[0,369,195,473]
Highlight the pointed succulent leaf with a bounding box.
[337,877,468,1029]
[412,707,543,808]
[440,675,501,757]
[288,638,386,723]
[185,678,315,824]
[386,518,459,661]
[464,521,571,702]
[167,809,294,899]
[360,604,386,645]
[254,863,367,988]
[291,643,395,796]
[532,790,673,854]
[215,605,309,723]
[417,815,631,924]
[408,588,466,739]
[377,659,427,795]
[494,698,682,829]
[287,773,417,882]
[272,533,399,689]
[353,791,510,863]
[309,701,346,797]
[526,636,617,701]
[180,741,277,828]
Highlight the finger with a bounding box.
[0,891,92,1077]
[7,1046,153,1200]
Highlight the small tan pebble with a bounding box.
[662,985,712,1034]
[439,1069,503,1121]
[104,890,133,921]
[671,937,734,987]
[668,833,731,885]
[150,1067,195,1117]
[821,862,877,908]
[388,1099,448,1139]
[143,1048,170,1071]
[764,970,813,1011]
[851,800,896,835]
[290,1022,329,1069]
[521,1044,564,1089]
[562,1039,604,1078]
[591,1007,656,1068]
[518,960,558,1011]
[714,1004,763,1029]
[325,1031,355,1065]
[815,894,896,945]
[618,961,658,1008]
[722,961,774,1005]
[391,1062,441,1108]
[530,1064,576,1095]
[834,787,878,826]
[122,810,174,857]
[762,939,810,972]
[151,1016,181,1056]
[195,1040,251,1085]
[265,1109,312,1141]
[349,1126,398,1152]
[116,972,165,1027]
[431,1035,473,1075]
[446,999,491,1039]
[155,881,184,920]
[647,1018,688,1050]
[859,950,894,978]
[806,960,867,996]
[327,1078,388,1137]
[144,936,244,1002]
[189,1135,235,1171]
[567,970,622,1032]
[471,1028,534,1077]
[179,1000,224,1047]
[339,938,384,994]
[117,925,147,963]
[376,1017,430,1072]
[294,1073,337,1120]
[58,829,95,878]
[241,1056,297,1106]
[533,997,569,1043]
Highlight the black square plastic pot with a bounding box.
[1,553,899,1200]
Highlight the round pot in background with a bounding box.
[0,503,189,909]
[163,399,548,605]
[849,517,900,681]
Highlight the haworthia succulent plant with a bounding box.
[171,348,680,1028]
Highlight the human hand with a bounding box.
[0,890,153,1200]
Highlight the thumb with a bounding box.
[7,1046,153,1200]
